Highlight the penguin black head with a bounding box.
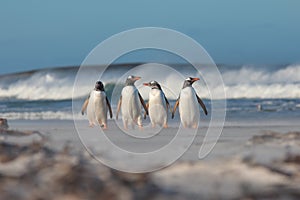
[94,81,105,91]
[143,80,162,90]
[182,77,200,88]
[125,75,141,86]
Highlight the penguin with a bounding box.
[143,81,170,128]
[172,77,208,128]
[116,75,148,129]
[81,81,113,129]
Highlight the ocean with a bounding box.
[0,64,299,123]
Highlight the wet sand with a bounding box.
[1,119,300,199]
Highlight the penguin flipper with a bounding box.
[144,102,149,119]
[81,95,90,115]
[196,94,208,115]
[172,97,180,119]
[116,96,122,120]
[164,95,171,113]
[106,97,113,119]
[138,92,148,115]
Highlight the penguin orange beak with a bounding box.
[143,83,150,86]
[133,76,141,81]
[192,77,200,82]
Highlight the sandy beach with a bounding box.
[0,118,299,199]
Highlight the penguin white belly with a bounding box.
[148,89,167,126]
[179,87,200,127]
[87,91,107,126]
[121,86,142,125]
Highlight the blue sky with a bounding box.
[0,0,300,74]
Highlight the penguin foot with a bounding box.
[192,124,198,129]
[138,125,143,131]
[102,124,108,130]
[89,123,95,128]
[163,124,168,128]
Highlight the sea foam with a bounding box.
[0,64,299,100]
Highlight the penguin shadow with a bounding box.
[113,117,163,139]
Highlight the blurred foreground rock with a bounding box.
[0,130,299,199]
[153,131,300,200]
[0,141,180,200]
[248,131,300,146]
[0,118,8,129]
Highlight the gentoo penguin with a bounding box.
[172,77,208,128]
[116,75,148,129]
[143,81,170,128]
[81,81,113,129]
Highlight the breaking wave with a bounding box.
[220,64,300,99]
[0,64,300,100]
